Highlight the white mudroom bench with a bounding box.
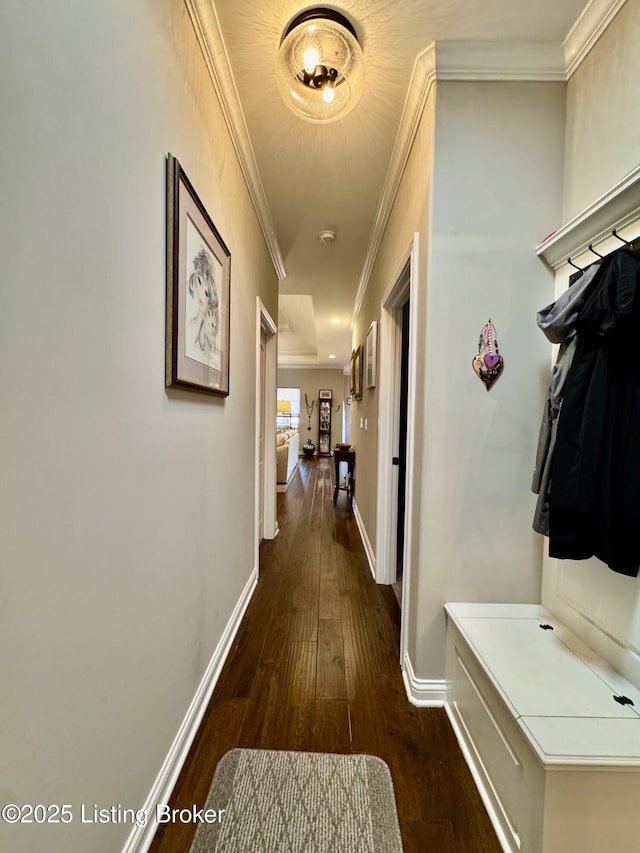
[444,602,640,853]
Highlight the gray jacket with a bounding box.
[532,264,600,535]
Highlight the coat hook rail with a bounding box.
[566,228,638,271]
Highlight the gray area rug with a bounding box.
[190,748,404,852]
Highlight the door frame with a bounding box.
[255,298,278,574]
[375,234,419,662]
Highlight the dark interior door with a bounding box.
[396,300,410,589]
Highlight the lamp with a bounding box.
[277,400,292,414]
[276,8,364,124]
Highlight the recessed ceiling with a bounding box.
[278,294,318,362]
[206,0,591,368]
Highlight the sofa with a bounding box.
[276,429,300,491]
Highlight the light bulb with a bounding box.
[323,83,335,104]
[303,47,319,74]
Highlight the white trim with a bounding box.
[352,498,376,581]
[444,702,514,853]
[256,299,278,559]
[121,568,258,853]
[536,162,640,268]
[434,40,566,81]
[375,242,412,587]
[398,238,419,667]
[564,0,628,79]
[351,47,436,326]
[277,356,344,368]
[374,307,401,584]
[402,653,446,707]
[184,0,286,280]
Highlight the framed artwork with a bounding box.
[319,389,332,399]
[351,346,363,400]
[166,154,231,396]
[366,321,378,389]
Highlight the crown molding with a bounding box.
[434,41,566,81]
[351,39,566,325]
[351,45,436,326]
[277,359,346,370]
[564,0,628,79]
[185,0,286,280]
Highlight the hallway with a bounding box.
[150,457,500,853]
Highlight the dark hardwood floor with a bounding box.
[149,457,500,852]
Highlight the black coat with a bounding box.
[549,249,640,576]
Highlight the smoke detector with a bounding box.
[319,230,336,244]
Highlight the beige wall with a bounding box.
[0,2,277,852]
[413,80,566,676]
[563,0,640,220]
[352,79,566,681]
[351,89,437,566]
[278,367,347,450]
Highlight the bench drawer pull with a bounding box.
[613,694,635,706]
[539,624,554,631]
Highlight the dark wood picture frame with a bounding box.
[166,154,231,396]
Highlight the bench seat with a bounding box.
[445,602,640,852]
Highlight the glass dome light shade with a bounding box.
[276,12,364,124]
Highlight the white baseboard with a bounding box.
[401,653,446,707]
[352,498,376,580]
[121,567,259,853]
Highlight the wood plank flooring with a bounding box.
[149,457,500,853]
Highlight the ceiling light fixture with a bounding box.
[277,8,364,124]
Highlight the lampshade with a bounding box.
[277,400,292,413]
[276,8,364,124]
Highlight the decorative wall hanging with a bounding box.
[351,346,363,400]
[166,154,231,396]
[366,321,378,389]
[303,393,316,456]
[304,393,316,431]
[472,320,504,391]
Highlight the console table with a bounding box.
[333,448,355,505]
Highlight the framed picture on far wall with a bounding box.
[165,153,231,396]
[366,320,377,389]
[351,345,363,400]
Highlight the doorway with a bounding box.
[393,298,411,606]
[375,234,418,664]
[255,299,278,574]
[258,328,267,543]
